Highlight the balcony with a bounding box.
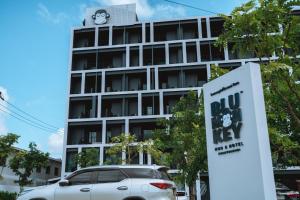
[200,41,225,61]
[142,93,160,116]
[106,120,125,143]
[186,42,198,63]
[112,24,142,45]
[67,121,102,145]
[169,43,183,64]
[69,96,97,119]
[98,48,126,69]
[163,92,188,114]
[104,147,122,164]
[65,148,78,172]
[210,17,225,38]
[85,72,101,93]
[73,28,95,48]
[143,44,166,66]
[159,68,181,89]
[72,50,96,71]
[130,46,140,67]
[183,67,207,88]
[154,20,198,42]
[129,119,159,141]
[70,74,82,94]
[102,94,138,117]
[105,70,147,92]
[98,27,109,46]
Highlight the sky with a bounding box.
[0,0,248,159]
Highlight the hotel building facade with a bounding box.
[62,4,270,176]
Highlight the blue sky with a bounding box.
[0,0,248,158]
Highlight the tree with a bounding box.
[0,133,19,179]
[154,91,207,200]
[9,142,49,191]
[216,0,300,166]
[75,148,100,168]
[105,133,163,165]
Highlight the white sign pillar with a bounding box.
[203,63,276,200]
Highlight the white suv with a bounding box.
[17,165,176,200]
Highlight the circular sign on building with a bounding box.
[92,9,110,25]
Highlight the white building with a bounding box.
[62,3,273,177]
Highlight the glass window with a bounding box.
[69,171,93,185]
[122,168,155,178]
[97,170,126,183]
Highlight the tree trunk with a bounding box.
[189,183,196,200]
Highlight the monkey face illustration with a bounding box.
[92,10,110,25]
[222,113,232,128]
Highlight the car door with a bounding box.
[91,169,130,200]
[55,170,95,200]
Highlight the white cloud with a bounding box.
[0,86,9,134]
[48,128,64,158]
[37,3,68,24]
[95,0,186,19]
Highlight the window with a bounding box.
[97,170,126,183]
[46,166,51,174]
[54,167,59,176]
[36,167,41,173]
[200,41,224,61]
[68,171,94,185]
[122,168,155,178]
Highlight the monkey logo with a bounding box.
[221,109,232,128]
[92,9,110,25]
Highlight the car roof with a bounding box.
[79,164,168,171]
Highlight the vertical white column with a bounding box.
[197,41,201,62]
[142,23,146,43]
[182,41,187,64]
[165,43,169,65]
[159,91,164,115]
[155,67,159,90]
[147,68,151,91]
[206,63,211,81]
[224,46,229,61]
[198,17,202,39]
[150,22,154,43]
[94,27,98,47]
[100,146,104,165]
[139,44,143,67]
[102,119,106,145]
[109,26,113,46]
[126,46,130,67]
[77,147,82,169]
[139,151,143,165]
[138,93,142,116]
[98,95,101,118]
[125,118,129,134]
[101,71,105,93]
[206,17,211,38]
[81,72,85,94]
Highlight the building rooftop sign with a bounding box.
[92,9,110,25]
[203,62,276,200]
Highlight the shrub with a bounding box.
[0,191,17,200]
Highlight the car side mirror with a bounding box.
[59,180,69,187]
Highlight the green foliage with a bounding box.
[154,91,207,191]
[0,133,19,179]
[105,133,163,165]
[216,0,300,167]
[9,142,49,191]
[75,148,100,168]
[0,191,17,200]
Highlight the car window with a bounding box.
[68,171,93,185]
[97,170,126,183]
[122,168,155,178]
[157,169,171,181]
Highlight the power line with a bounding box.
[162,0,221,15]
[0,91,59,130]
[0,103,57,132]
[0,107,56,133]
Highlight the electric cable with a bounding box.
[0,107,56,133]
[162,0,222,15]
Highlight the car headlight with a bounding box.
[18,189,34,197]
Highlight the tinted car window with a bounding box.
[157,169,171,180]
[122,168,155,178]
[97,170,126,183]
[68,171,93,185]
